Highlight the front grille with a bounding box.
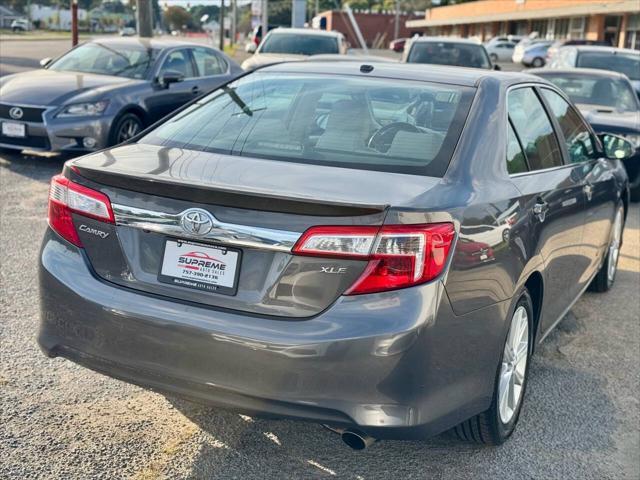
[0,134,50,150]
[0,104,46,123]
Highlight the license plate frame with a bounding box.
[158,239,241,296]
[1,121,26,138]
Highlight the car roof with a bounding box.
[268,27,343,38]
[527,67,628,80]
[260,60,541,88]
[571,45,639,55]
[410,36,482,46]
[87,37,218,50]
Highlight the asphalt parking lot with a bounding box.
[0,37,639,480]
[1,151,639,479]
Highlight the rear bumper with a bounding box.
[38,229,508,438]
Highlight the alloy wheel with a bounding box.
[607,207,624,284]
[117,118,141,143]
[498,305,529,424]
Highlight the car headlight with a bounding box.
[57,100,109,118]
[619,133,640,149]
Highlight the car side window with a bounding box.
[541,88,597,164]
[159,49,195,78]
[507,122,528,174]
[508,87,564,171]
[192,48,227,76]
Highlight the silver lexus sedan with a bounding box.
[0,38,241,154]
[38,62,634,449]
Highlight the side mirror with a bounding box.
[493,64,501,71]
[40,57,52,68]
[246,42,257,54]
[600,134,635,160]
[159,70,184,88]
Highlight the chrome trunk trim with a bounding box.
[111,203,301,252]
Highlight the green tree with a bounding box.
[163,5,193,30]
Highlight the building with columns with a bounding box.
[406,0,640,49]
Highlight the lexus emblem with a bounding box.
[180,208,215,236]
[9,107,23,120]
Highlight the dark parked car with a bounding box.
[39,62,634,450]
[0,38,241,154]
[548,46,640,96]
[403,37,497,70]
[530,68,640,201]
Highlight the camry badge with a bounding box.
[180,208,215,236]
[9,107,23,120]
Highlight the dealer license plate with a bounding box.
[158,239,240,295]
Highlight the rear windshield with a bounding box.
[408,42,491,69]
[576,52,640,81]
[537,73,639,112]
[259,33,339,55]
[141,72,475,176]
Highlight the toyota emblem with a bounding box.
[9,107,23,120]
[180,208,215,236]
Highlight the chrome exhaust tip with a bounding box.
[341,429,376,450]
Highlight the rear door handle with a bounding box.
[533,200,549,223]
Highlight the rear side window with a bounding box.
[541,88,596,164]
[141,72,475,176]
[508,87,563,171]
[192,47,227,76]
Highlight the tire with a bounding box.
[590,205,624,292]
[454,290,533,445]
[531,57,544,68]
[109,112,143,147]
[490,53,498,63]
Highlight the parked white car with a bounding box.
[10,19,31,32]
[485,41,516,63]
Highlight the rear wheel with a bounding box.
[109,112,143,146]
[531,57,544,68]
[590,205,624,292]
[454,290,532,445]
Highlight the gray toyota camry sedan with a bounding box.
[38,62,634,449]
[0,38,241,154]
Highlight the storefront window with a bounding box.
[625,14,640,50]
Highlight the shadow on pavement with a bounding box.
[0,148,74,183]
[165,317,617,479]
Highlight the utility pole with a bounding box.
[71,0,78,46]
[393,0,400,41]
[137,0,153,38]
[230,0,237,46]
[219,0,225,50]
[261,0,268,39]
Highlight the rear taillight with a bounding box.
[292,223,455,295]
[48,174,114,247]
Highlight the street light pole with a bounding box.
[71,0,78,46]
[137,0,153,38]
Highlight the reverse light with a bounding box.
[48,174,114,247]
[292,223,456,295]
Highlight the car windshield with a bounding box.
[540,73,639,112]
[259,33,339,55]
[48,42,158,79]
[141,72,475,176]
[576,52,640,81]
[408,42,491,69]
